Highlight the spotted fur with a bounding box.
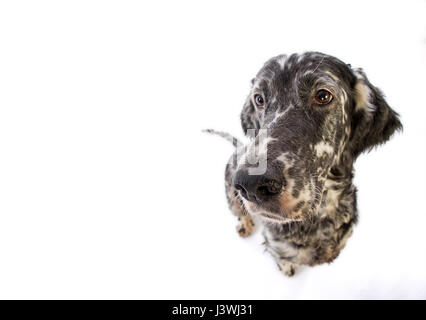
[222,52,402,276]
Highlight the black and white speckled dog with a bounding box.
[207,52,402,276]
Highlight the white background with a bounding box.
[0,0,425,299]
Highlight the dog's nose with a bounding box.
[233,169,283,203]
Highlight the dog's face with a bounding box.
[234,52,401,223]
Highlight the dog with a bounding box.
[207,52,402,276]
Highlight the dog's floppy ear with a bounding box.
[240,95,259,135]
[348,68,402,157]
[240,79,260,135]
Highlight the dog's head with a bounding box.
[234,52,402,223]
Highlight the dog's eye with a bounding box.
[314,89,333,105]
[254,94,265,107]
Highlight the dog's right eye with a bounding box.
[314,89,333,105]
[254,94,265,108]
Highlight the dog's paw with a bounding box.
[236,215,255,238]
[277,260,296,277]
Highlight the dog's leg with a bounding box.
[263,230,298,277]
[225,161,255,238]
[236,215,255,238]
[276,259,296,277]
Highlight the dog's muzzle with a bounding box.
[233,168,283,204]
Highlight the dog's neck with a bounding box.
[317,163,357,226]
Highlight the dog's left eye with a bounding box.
[314,89,333,105]
[254,94,265,107]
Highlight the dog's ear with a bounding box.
[240,79,260,135]
[240,95,259,135]
[348,68,402,157]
